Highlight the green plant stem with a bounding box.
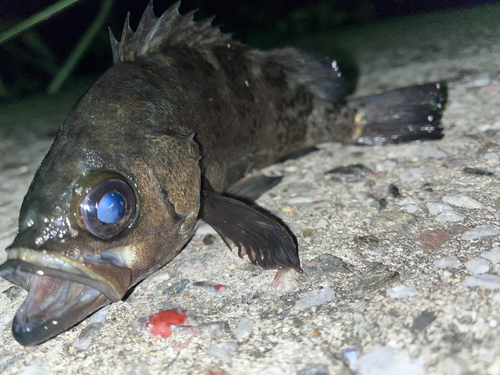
[0,0,80,46]
[47,0,114,95]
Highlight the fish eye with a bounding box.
[72,170,138,240]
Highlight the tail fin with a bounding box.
[349,82,447,145]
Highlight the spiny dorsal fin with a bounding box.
[109,1,241,63]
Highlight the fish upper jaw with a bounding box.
[1,246,132,301]
[0,246,133,346]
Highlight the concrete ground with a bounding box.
[1,4,500,375]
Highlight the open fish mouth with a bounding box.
[0,248,132,346]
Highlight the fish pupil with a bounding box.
[97,191,126,224]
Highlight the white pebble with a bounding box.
[416,149,448,158]
[314,218,328,229]
[484,153,499,163]
[435,210,466,222]
[287,196,313,204]
[399,168,422,182]
[357,347,423,375]
[469,73,491,87]
[295,288,336,309]
[426,202,453,215]
[481,247,500,263]
[464,258,490,274]
[376,160,397,172]
[406,205,418,213]
[398,197,418,205]
[434,256,460,269]
[463,274,500,290]
[386,284,417,298]
[207,341,237,363]
[234,318,254,340]
[462,225,500,240]
[442,195,483,209]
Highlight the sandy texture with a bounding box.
[1,5,500,375]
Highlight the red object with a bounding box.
[146,309,186,339]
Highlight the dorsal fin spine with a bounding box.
[110,0,241,64]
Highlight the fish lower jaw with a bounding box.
[13,274,110,346]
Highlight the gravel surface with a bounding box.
[1,5,500,375]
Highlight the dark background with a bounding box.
[0,0,496,98]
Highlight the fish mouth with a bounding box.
[0,247,132,346]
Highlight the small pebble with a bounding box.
[416,148,447,158]
[163,279,190,295]
[481,247,500,263]
[464,258,490,274]
[418,230,452,249]
[282,206,293,213]
[388,184,400,197]
[203,234,215,245]
[177,260,206,273]
[399,168,422,182]
[207,341,237,363]
[406,205,418,213]
[345,349,358,370]
[462,225,500,240]
[192,281,229,297]
[357,192,377,206]
[357,347,423,375]
[463,167,494,176]
[434,256,460,269]
[463,274,500,290]
[469,73,491,87]
[195,321,231,340]
[377,160,397,172]
[287,196,313,204]
[412,311,436,330]
[295,288,336,310]
[17,361,49,375]
[442,195,483,209]
[484,153,499,163]
[426,202,453,215]
[314,218,328,229]
[234,318,254,340]
[435,210,466,222]
[398,197,418,205]
[387,284,417,298]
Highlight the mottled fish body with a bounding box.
[0,2,446,345]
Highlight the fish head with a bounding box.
[0,64,201,345]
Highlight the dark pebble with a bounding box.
[356,262,400,296]
[354,235,380,244]
[326,163,373,175]
[463,167,494,176]
[388,184,400,197]
[203,234,216,245]
[412,311,437,330]
[162,279,190,295]
[306,254,351,274]
[422,183,433,192]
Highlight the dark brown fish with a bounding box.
[0,1,446,346]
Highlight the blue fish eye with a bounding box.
[77,175,137,240]
[97,191,126,224]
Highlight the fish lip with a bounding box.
[0,247,132,302]
[11,274,110,346]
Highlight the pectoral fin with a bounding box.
[201,191,302,272]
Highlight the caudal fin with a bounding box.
[349,82,447,145]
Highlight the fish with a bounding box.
[0,1,447,346]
